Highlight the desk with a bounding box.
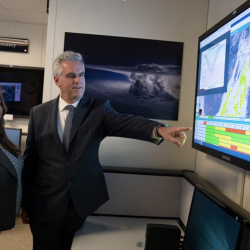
[72,216,183,250]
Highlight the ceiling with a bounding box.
[0,0,48,25]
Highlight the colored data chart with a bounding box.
[204,122,250,155]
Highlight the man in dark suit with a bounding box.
[20,51,191,250]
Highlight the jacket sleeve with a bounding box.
[102,99,161,143]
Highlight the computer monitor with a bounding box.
[0,65,44,118]
[183,188,244,250]
[4,127,22,148]
[192,0,250,171]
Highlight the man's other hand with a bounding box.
[20,207,30,224]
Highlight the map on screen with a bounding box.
[0,82,21,102]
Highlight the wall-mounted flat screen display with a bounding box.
[0,65,44,117]
[192,1,250,171]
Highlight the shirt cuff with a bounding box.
[151,123,168,145]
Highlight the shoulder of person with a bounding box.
[89,97,110,106]
[32,97,57,113]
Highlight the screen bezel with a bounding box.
[0,64,44,118]
[4,127,22,148]
[192,0,250,172]
[183,187,243,250]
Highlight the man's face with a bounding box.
[54,61,85,104]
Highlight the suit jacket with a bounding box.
[22,96,159,223]
[0,149,18,231]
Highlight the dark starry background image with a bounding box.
[64,33,184,120]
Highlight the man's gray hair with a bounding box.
[53,51,84,76]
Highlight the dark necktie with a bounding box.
[63,105,75,153]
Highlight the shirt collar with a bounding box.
[59,96,80,111]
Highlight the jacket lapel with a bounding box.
[47,96,65,154]
[0,149,17,178]
[69,96,91,146]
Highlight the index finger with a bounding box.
[175,127,192,132]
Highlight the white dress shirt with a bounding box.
[57,96,80,143]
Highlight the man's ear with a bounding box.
[54,76,60,87]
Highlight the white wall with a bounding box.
[180,178,195,226]
[195,0,250,212]
[243,171,250,211]
[0,22,47,67]
[44,0,209,170]
[207,0,247,30]
[96,174,182,218]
